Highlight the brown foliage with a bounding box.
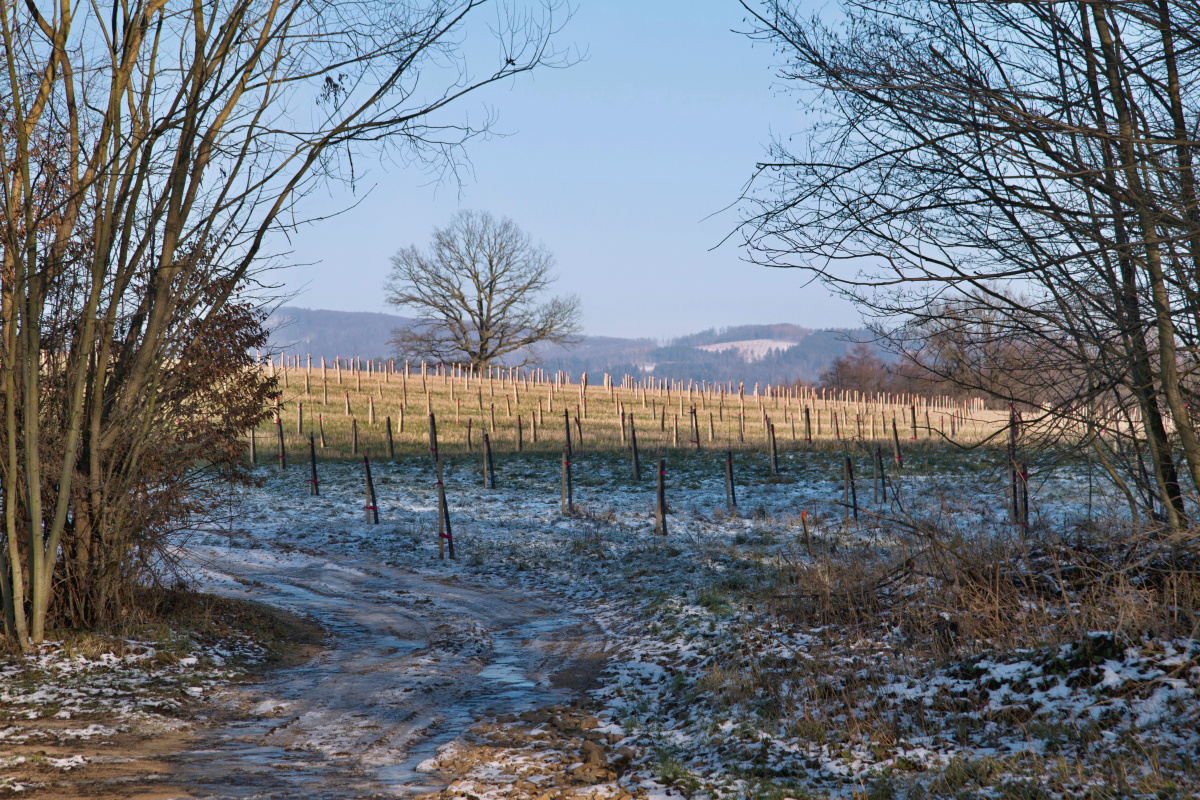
[3,297,277,631]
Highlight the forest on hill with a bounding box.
[266,307,868,384]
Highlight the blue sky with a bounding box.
[278,0,860,340]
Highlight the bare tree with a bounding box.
[385,210,582,369]
[737,0,1200,528]
[0,0,572,648]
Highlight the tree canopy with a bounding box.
[385,210,582,369]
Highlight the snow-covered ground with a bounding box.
[695,340,798,362]
[4,444,1192,798]
[0,623,268,794]
[172,445,1200,799]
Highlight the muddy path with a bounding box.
[169,545,606,799]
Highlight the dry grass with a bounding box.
[0,588,323,671]
[256,365,1011,463]
[768,512,1200,656]
[671,510,1200,797]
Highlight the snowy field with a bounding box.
[176,444,1200,799]
[2,443,1196,799]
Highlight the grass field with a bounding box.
[253,362,1009,465]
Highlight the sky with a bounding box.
[277,0,861,341]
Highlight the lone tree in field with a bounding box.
[385,211,582,369]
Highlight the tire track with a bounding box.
[175,546,604,798]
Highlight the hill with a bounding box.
[265,307,416,359]
[265,307,866,384]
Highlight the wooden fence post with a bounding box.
[276,414,286,469]
[561,448,573,514]
[843,458,850,521]
[845,457,858,521]
[630,413,641,481]
[892,417,903,466]
[297,402,303,434]
[364,453,379,524]
[872,445,878,503]
[352,418,358,455]
[655,458,668,536]
[308,433,319,496]
[428,412,452,559]
[517,415,523,452]
[876,447,888,502]
[483,432,496,488]
[1008,406,1020,525]
[386,416,394,459]
[769,423,778,475]
[725,450,736,510]
[563,409,572,455]
[804,406,812,442]
[801,509,812,557]
[428,412,439,468]
[319,415,326,448]
[436,452,454,560]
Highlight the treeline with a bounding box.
[1,0,563,647]
[741,0,1200,528]
[539,329,864,385]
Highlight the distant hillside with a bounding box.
[265,306,866,384]
[265,306,415,358]
[536,327,866,384]
[671,323,812,347]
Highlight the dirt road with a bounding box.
[170,545,606,798]
[2,544,606,800]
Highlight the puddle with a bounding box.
[174,548,604,798]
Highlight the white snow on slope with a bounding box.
[696,339,797,361]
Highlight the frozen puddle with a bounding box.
[175,545,604,798]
